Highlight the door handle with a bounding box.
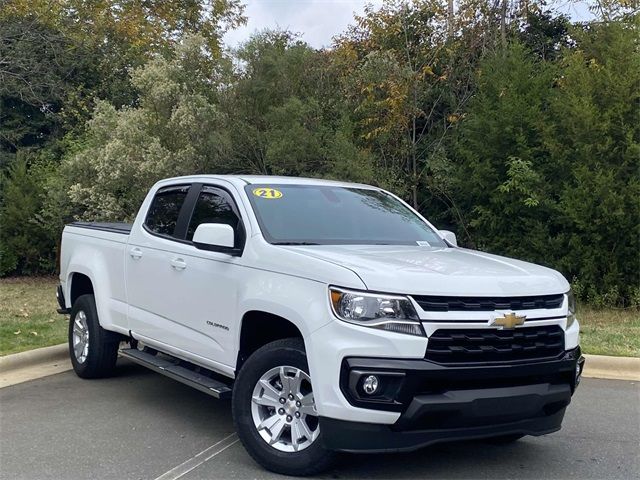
[129,248,143,260]
[170,258,187,270]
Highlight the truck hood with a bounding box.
[281,245,568,297]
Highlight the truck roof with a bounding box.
[155,175,378,190]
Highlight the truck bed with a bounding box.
[68,221,132,235]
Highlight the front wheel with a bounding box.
[232,338,336,476]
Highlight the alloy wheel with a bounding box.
[250,365,319,452]
[72,310,90,364]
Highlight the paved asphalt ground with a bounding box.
[1,361,638,480]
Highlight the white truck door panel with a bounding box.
[150,244,239,365]
[125,183,243,370]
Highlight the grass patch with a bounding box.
[1,277,638,357]
[0,277,67,356]
[578,307,639,357]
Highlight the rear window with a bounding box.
[144,185,190,237]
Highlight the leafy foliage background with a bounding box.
[1,0,638,306]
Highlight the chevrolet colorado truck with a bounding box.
[57,175,584,475]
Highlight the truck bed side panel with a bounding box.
[59,225,129,335]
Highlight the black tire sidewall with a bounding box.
[232,338,335,476]
[68,294,118,378]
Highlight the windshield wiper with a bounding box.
[272,241,320,245]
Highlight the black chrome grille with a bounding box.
[413,294,564,312]
[425,325,565,364]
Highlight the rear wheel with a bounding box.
[232,338,336,476]
[69,294,120,378]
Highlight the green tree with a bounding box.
[0,155,56,274]
[61,35,234,221]
[0,0,245,275]
[1,0,246,148]
[334,0,459,206]
[0,16,82,162]
[453,42,560,260]
[226,31,377,184]
[517,6,570,60]
[548,17,640,304]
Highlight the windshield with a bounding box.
[245,184,447,247]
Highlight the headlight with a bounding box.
[566,290,577,329]
[329,287,424,336]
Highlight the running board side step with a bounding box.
[119,348,232,399]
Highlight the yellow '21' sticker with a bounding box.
[252,187,283,199]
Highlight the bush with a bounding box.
[62,36,234,221]
[0,155,57,275]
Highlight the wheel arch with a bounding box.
[63,262,123,333]
[237,310,305,371]
[68,272,95,306]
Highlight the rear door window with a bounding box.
[144,185,190,238]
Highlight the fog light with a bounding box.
[362,375,379,395]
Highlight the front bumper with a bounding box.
[321,347,584,452]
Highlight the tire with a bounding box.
[232,338,336,476]
[68,294,120,379]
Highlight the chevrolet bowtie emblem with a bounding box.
[490,312,526,329]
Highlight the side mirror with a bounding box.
[193,223,240,255]
[439,230,457,247]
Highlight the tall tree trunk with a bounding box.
[500,0,508,50]
[447,0,455,38]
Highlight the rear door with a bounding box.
[126,182,246,372]
[125,183,194,348]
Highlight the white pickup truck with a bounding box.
[57,175,584,475]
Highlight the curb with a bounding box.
[582,353,640,381]
[0,344,68,372]
[1,343,71,389]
